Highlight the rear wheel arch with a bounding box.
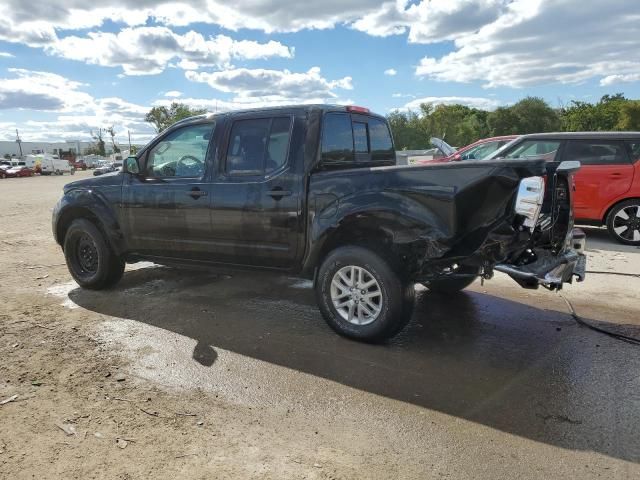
[314,221,414,280]
[602,197,640,224]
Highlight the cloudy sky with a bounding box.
[0,0,639,143]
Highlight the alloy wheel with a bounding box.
[330,265,382,325]
[613,204,640,242]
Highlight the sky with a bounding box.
[0,0,639,144]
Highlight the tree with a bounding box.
[90,128,106,157]
[105,126,121,153]
[510,97,561,134]
[560,93,628,131]
[145,102,207,133]
[616,100,640,130]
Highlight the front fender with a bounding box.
[52,188,125,254]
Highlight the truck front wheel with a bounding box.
[316,246,414,342]
[63,218,125,290]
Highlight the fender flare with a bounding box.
[53,189,126,255]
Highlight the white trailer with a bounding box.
[40,155,74,176]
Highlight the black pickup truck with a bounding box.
[53,104,586,341]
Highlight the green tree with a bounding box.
[617,100,640,130]
[145,102,207,133]
[487,107,520,136]
[387,110,425,150]
[560,93,628,131]
[510,97,560,133]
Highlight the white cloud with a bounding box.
[185,67,353,103]
[0,52,14,58]
[352,0,508,42]
[45,27,293,75]
[0,69,93,111]
[384,68,397,76]
[600,74,640,86]
[164,90,183,98]
[397,96,503,112]
[0,69,155,142]
[414,0,640,88]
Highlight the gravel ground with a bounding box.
[1,171,639,479]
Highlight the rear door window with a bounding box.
[625,141,640,163]
[564,140,629,165]
[226,117,292,175]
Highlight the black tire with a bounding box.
[424,267,479,293]
[316,246,414,342]
[606,199,640,246]
[63,218,125,290]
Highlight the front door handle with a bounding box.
[189,187,208,200]
[268,188,292,200]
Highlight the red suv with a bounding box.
[487,133,640,245]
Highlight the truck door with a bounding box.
[209,114,301,268]
[121,122,217,260]
[563,140,634,221]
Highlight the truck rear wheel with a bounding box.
[63,218,125,290]
[316,246,414,342]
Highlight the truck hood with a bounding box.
[63,172,123,193]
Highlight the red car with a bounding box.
[2,166,34,178]
[486,132,640,245]
[417,135,518,164]
[71,159,87,170]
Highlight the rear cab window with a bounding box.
[320,111,394,168]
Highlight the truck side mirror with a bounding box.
[124,156,140,174]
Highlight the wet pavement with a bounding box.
[57,255,640,470]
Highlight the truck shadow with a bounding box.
[68,265,640,464]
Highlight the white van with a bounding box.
[40,155,74,176]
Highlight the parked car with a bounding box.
[71,159,87,170]
[93,163,116,176]
[3,165,34,178]
[418,135,519,164]
[486,132,640,245]
[53,105,585,342]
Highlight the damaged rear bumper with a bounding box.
[494,228,587,290]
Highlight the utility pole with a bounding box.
[128,130,132,151]
[15,129,23,157]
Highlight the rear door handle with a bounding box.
[268,188,292,199]
[609,172,623,177]
[189,187,208,199]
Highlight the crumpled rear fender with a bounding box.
[303,160,547,277]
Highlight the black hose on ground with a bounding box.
[585,270,640,278]
[561,295,640,346]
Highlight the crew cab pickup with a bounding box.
[53,105,586,342]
